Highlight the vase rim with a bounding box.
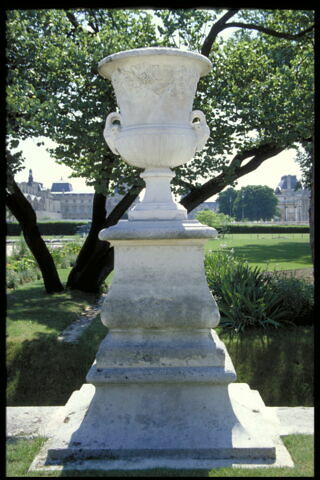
[98,47,212,79]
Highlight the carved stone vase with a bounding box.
[31,48,292,472]
[100,47,211,220]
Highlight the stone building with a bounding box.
[18,169,62,220]
[50,179,94,220]
[18,171,138,220]
[18,170,94,220]
[274,175,310,223]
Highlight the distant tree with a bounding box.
[232,185,278,221]
[217,187,238,216]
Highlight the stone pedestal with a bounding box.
[30,220,293,471]
[29,47,293,472]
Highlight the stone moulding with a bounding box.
[28,47,294,472]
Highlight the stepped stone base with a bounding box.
[29,383,293,472]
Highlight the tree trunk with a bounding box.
[309,143,314,271]
[66,192,114,292]
[6,178,64,294]
[67,186,142,293]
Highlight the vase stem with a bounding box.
[128,168,187,221]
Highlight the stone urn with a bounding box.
[99,47,212,220]
[33,48,286,473]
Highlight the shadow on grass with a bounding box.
[220,326,314,407]
[232,242,311,267]
[7,284,97,333]
[7,317,107,406]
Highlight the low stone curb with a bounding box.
[6,405,314,440]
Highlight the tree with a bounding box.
[6,9,156,292]
[216,187,238,217]
[6,10,70,293]
[195,210,234,235]
[230,185,278,221]
[6,168,64,293]
[6,8,314,291]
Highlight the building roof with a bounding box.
[50,179,73,193]
[276,175,298,192]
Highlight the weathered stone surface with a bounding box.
[27,47,295,473]
[29,383,294,471]
[100,48,211,220]
[90,329,229,369]
[99,221,219,330]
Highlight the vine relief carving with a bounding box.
[112,64,199,101]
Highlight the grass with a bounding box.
[6,238,314,476]
[6,269,106,406]
[6,435,314,477]
[7,236,82,241]
[6,275,313,407]
[205,233,312,270]
[218,326,314,406]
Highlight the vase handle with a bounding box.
[190,110,210,152]
[103,111,122,155]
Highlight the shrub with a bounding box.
[10,235,30,259]
[226,224,309,234]
[205,251,287,332]
[7,236,39,289]
[6,264,40,289]
[270,274,314,326]
[6,221,88,236]
[6,270,21,290]
[196,211,234,236]
[47,241,82,269]
[204,251,310,333]
[6,238,82,290]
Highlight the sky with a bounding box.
[14,136,303,200]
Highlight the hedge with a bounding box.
[6,222,88,236]
[221,224,309,234]
[6,221,310,236]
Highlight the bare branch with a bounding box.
[221,22,314,41]
[201,9,240,57]
[105,185,143,227]
[65,11,80,30]
[201,9,314,57]
[180,143,284,212]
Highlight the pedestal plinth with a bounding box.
[30,220,293,471]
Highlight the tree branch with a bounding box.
[88,10,100,33]
[180,143,284,212]
[65,11,80,30]
[221,22,314,40]
[105,184,143,227]
[201,9,240,57]
[201,9,314,57]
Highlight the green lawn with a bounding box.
[6,255,314,476]
[205,233,312,270]
[6,269,105,406]
[6,435,314,477]
[7,273,313,407]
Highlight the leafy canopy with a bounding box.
[6,9,314,195]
